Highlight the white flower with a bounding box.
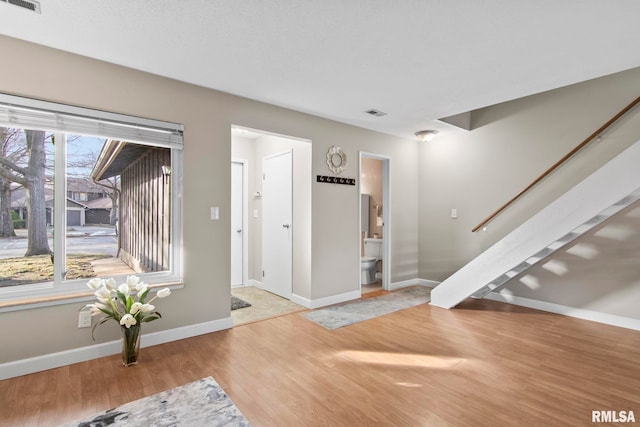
[90,302,108,316]
[95,287,112,304]
[120,314,137,328]
[130,302,142,315]
[87,278,104,290]
[157,288,171,298]
[136,283,150,298]
[105,278,117,291]
[140,303,155,313]
[126,275,141,288]
[118,282,130,295]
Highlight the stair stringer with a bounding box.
[430,139,640,309]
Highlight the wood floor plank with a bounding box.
[1,293,639,426]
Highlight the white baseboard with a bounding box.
[293,290,361,309]
[0,317,233,381]
[290,293,311,308]
[416,278,441,288]
[485,292,640,331]
[248,279,263,288]
[389,278,440,290]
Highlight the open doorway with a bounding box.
[359,152,391,292]
[230,126,311,325]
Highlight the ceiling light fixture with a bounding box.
[414,130,438,142]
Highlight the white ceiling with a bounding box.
[1,1,640,140]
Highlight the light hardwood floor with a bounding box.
[1,293,639,426]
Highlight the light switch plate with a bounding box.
[210,207,219,220]
[78,310,92,328]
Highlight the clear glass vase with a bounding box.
[121,324,141,366]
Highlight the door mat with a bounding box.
[231,295,252,310]
[301,286,430,330]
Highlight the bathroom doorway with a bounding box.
[359,152,390,291]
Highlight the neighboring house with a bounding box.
[83,197,112,225]
[92,139,170,273]
[10,186,53,226]
[10,178,114,227]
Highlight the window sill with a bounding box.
[0,282,183,313]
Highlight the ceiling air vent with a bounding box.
[364,109,387,117]
[3,0,41,13]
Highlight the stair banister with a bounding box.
[472,95,640,233]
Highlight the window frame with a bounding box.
[0,95,184,311]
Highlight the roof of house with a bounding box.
[91,139,150,181]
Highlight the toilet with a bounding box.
[361,238,383,285]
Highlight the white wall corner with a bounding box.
[485,292,640,331]
[389,278,440,290]
[0,317,233,381]
[249,279,264,288]
[416,278,441,288]
[301,290,361,309]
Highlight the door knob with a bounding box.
[236,229,242,233]
[282,224,290,228]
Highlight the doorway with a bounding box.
[360,152,391,291]
[230,126,311,325]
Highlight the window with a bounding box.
[0,94,183,307]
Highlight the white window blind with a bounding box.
[0,93,183,148]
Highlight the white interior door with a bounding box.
[262,151,292,299]
[231,161,245,286]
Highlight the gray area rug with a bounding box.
[231,295,251,310]
[302,286,430,330]
[59,377,250,427]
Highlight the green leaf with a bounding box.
[98,307,115,317]
[141,316,160,323]
[91,316,113,341]
[139,288,151,303]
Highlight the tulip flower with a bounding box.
[130,302,142,315]
[157,288,171,298]
[140,304,155,313]
[87,278,103,290]
[120,314,137,328]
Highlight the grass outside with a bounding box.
[0,254,111,287]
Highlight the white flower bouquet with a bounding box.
[81,275,171,365]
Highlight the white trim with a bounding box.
[389,278,441,290]
[416,278,441,288]
[290,293,311,308]
[388,279,420,291]
[0,317,232,380]
[54,132,67,282]
[484,292,640,331]
[231,158,249,287]
[248,279,263,288]
[292,290,361,309]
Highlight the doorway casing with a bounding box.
[359,151,391,290]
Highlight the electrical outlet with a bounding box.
[78,310,92,328]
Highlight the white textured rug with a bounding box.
[302,286,430,330]
[59,377,250,427]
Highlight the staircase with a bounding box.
[430,139,640,309]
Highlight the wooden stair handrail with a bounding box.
[472,95,640,233]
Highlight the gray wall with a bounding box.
[419,66,640,317]
[0,35,419,364]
